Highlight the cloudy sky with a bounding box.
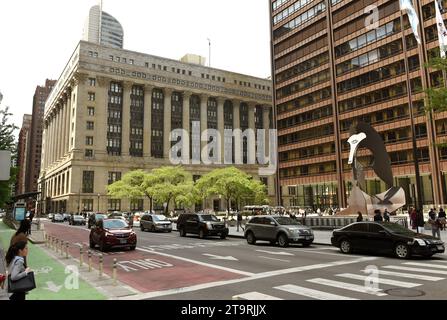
[0,0,271,136]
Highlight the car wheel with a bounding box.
[151,225,155,232]
[89,239,95,249]
[179,227,186,237]
[99,242,107,252]
[395,243,411,259]
[340,239,352,254]
[129,246,136,251]
[277,234,289,248]
[199,229,205,239]
[246,231,256,245]
[140,224,145,232]
[220,234,226,240]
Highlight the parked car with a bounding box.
[331,221,445,259]
[52,214,65,223]
[140,214,172,232]
[244,215,314,247]
[48,213,54,220]
[89,219,137,251]
[108,212,127,221]
[69,215,86,226]
[88,213,107,229]
[177,213,228,239]
[62,213,71,221]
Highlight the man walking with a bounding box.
[383,209,390,222]
[373,209,383,222]
[429,210,441,239]
[416,209,425,234]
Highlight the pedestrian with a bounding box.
[410,207,417,230]
[383,209,390,222]
[128,213,134,228]
[439,208,446,231]
[373,209,383,222]
[5,241,33,300]
[356,212,363,222]
[237,211,242,232]
[416,209,425,234]
[429,211,441,239]
[10,220,30,247]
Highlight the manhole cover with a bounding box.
[384,288,425,297]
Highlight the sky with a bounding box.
[0,0,272,137]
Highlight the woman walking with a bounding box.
[5,241,32,300]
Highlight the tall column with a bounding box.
[200,94,209,160]
[183,92,192,161]
[217,97,225,164]
[95,77,108,157]
[60,97,67,159]
[143,84,153,158]
[42,123,47,169]
[263,106,271,155]
[233,100,241,164]
[56,105,62,161]
[247,102,256,164]
[122,81,132,157]
[65,89,72,155]
[163,88,173,159]
[50,112,56,166]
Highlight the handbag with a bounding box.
[7,271,36,293]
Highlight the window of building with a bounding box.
[88,93,95,101]
[108,172,122,185]
[130,199,144,211]
[145,62,149,68]
[88,107,95,116]
[188,71,192,76]
[89,78,96,87]
[86,136,94,145]
[82,171,94,193]
[82,199,94,212]
[122,58,127,63]
[110,55,114,61]
[108,199,121,211]
[85,149,93,157]
[129,59,134,65]
[86,121,94,130]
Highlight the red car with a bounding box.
[89,219,137,251]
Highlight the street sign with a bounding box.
[0,150,11,181]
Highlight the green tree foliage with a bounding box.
[195,167,268,215]
[0,106,18,208]
[426,57,447,113]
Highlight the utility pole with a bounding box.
[207,38,211,67]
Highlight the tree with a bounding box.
[150,166,195,214]
[0,106,18,208]
[196,167,268,216]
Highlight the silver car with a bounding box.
[140,214,172,232]
[244,215,314,247]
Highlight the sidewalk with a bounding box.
[0,221,134,300]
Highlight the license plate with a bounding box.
[437,245,444,250]
[120,239,127,244]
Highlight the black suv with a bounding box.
[177,213,228,239]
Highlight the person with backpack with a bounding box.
[5,241,33,300]
[429,211,441,239]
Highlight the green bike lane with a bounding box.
[0,222,106,300]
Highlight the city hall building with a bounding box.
[271,0,447,210]
[38,40,275,214]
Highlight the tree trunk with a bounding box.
[227,198,231,216]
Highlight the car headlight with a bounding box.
[413,238,427,246]
[105,232,114,237]
[289,229,299,234]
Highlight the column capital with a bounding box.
[199,93,209,101]
[144,84,155,92]
[123,81,133,90]
[216,96,226,104]
[164,87,174,96]
[96,76,110,87]
[71,72,88,86]
[232,99,242,106]
[182,91,193,99]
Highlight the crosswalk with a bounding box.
[233,258,447,300]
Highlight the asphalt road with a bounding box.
[43,221,447,300]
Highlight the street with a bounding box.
[42,221,447,300]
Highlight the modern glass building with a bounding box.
[270,0,447,211]
[83,5,124,49]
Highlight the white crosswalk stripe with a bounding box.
[403,262,447,270]
[232,292,283,300]
[306,278,387,296]
[274,284,358,300]
[361,269,444,281]
[336,273,421,288]
[383,265,447,275]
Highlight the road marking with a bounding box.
[383,265,447,275]
[136,247,254,276]
[255,250,294,256]
[202,254,238,261]
[119,256,377,300]
[258,256,290,263]
[233,292,283,300]
[274,284,358,300]
[360,269,444,281]
[336,273,421,288]
[403,262,447,270]
[307,278,387,297]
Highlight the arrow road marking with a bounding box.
[202,254,238,261]
[258,256,290,262]
[44,281,62,293]
[255,250,294,256]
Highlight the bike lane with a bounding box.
[0,222,106,300]
[44,223,246,293]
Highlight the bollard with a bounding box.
[79,245,84,267]
[99,254,103,278]
[44,234,48,247]
[112,258,117,286]
[55,239,59,252]
[88,250,92,272]
[65,242,69,259]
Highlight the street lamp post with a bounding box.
[97,194,100,212]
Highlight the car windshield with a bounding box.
[96,214,107,220]
[382,222,416,235]
[199,215,219,222]
[74,215,84,219]
[103,219,128,229]
[55,214,62,218]
[274,217,302,226]
[153,215,168,221]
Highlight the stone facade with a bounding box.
[38,41,275,214]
